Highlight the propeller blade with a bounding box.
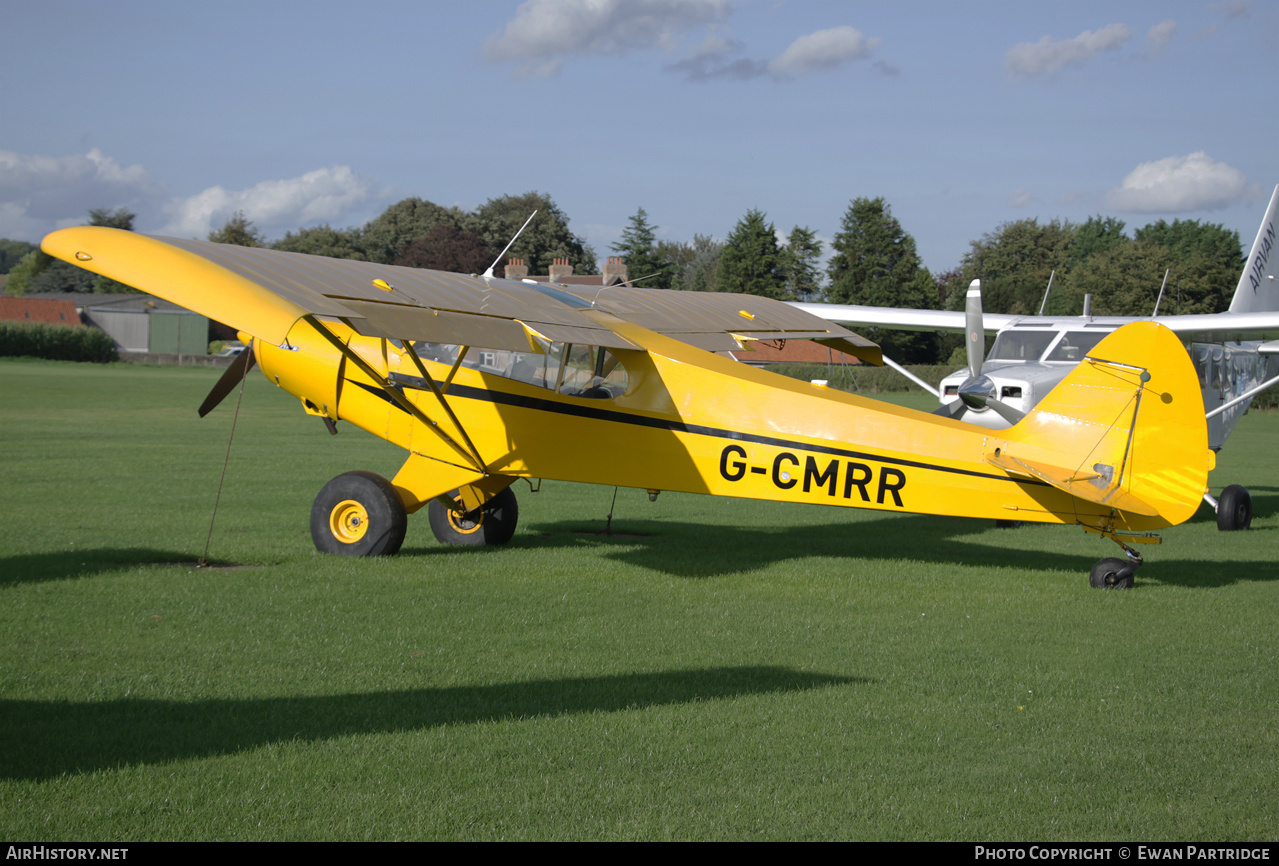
[985,398,1026,426]
[965,279,984,382]
[198,343,256,417]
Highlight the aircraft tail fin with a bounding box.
[988,321,1210,528]
[1229,184,1279,314]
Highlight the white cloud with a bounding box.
[484,0,729,76]
[1211,0,1253,19]
[768,26,879,78]
[1008,188,1034,208]
[1147,20,1176,52]
[1006,23,1131,78]
[158,166,377,239]
[1105,152,1254,212]
[669,25,882,82]
[0,149,155,238]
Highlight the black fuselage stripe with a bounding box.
[352,379,1043,486]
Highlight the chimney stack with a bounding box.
[603,256,628,286]
[549,257,573,282]
[505,257,528,280]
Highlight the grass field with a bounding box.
[2,357,1276,841]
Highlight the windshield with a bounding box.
[1044,331,1109,362]
[988,330,1057,362]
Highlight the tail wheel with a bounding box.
[1216,484,1252,531]
[310,471,407,556]
[428,487,519,546]
[1089,557,1135,590]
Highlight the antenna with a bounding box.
[1151,269,1170,316]
[483,210,538,279]
[1037,270,1055,316]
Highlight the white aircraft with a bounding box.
[795,185,1279,531]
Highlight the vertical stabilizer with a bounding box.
[1229,185,1279,313]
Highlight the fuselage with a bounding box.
[253,315,1184,533]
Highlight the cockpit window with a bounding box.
[415,342,628,398]
[988,330,1057,362]
[1044,331,1109,362]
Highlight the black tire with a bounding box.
[1089,557,1135,590]
[1216,484,1252,531]
[994,519,1024,529]
[310,471,407,556]
[428,487,519,546]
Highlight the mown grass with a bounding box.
[1,358,1276,841]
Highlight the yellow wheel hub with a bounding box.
[329,499,369,543]
[447,508,483,535]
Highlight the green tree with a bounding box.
[272,224,366,260]
[657,234,722,292]
[4,250,47,296]
[208,211,265,247]
[0,240,37,275]
[780,225,823,301]
[396,224,496,274]
[611,208,673,289]
[1066,237,1235,317]
[717,209,787,299]
[951,218,1074,315]
[88,207,136,230]
[827,197,937,362]
[1069,215,1127,267]
[1066,242,1180,316]
[1134,218,1242,313]
[466,191,596,275]
[360,197,464,265]
[1135,218,1243,267]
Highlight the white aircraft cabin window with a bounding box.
[1045,331,1109,362]
[989,330,1057,362]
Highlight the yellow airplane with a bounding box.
[42,227,1215,588]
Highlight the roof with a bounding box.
[27,292,193,314]
[0,297,83,326]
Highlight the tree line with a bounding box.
[1,191,1246,364]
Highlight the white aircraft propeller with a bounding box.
[936,280,1026,425]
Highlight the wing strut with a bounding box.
[399,341,486,469]
[302,316,486,473]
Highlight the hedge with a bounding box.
[0,322,118,363]
[767,362,962,394]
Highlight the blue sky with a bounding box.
[2,0,1276,274]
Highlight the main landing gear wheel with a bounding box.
[310,471,407,556]
[1216,484,1252,532]
[428,487,519,546]
[1089,557,1137,590]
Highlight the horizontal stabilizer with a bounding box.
[985,451,1159,517]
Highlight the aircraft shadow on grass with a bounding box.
[489,506,1279,590]
[0,548,211,588]
[0,666,862,781]
[7,484,1277,590]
